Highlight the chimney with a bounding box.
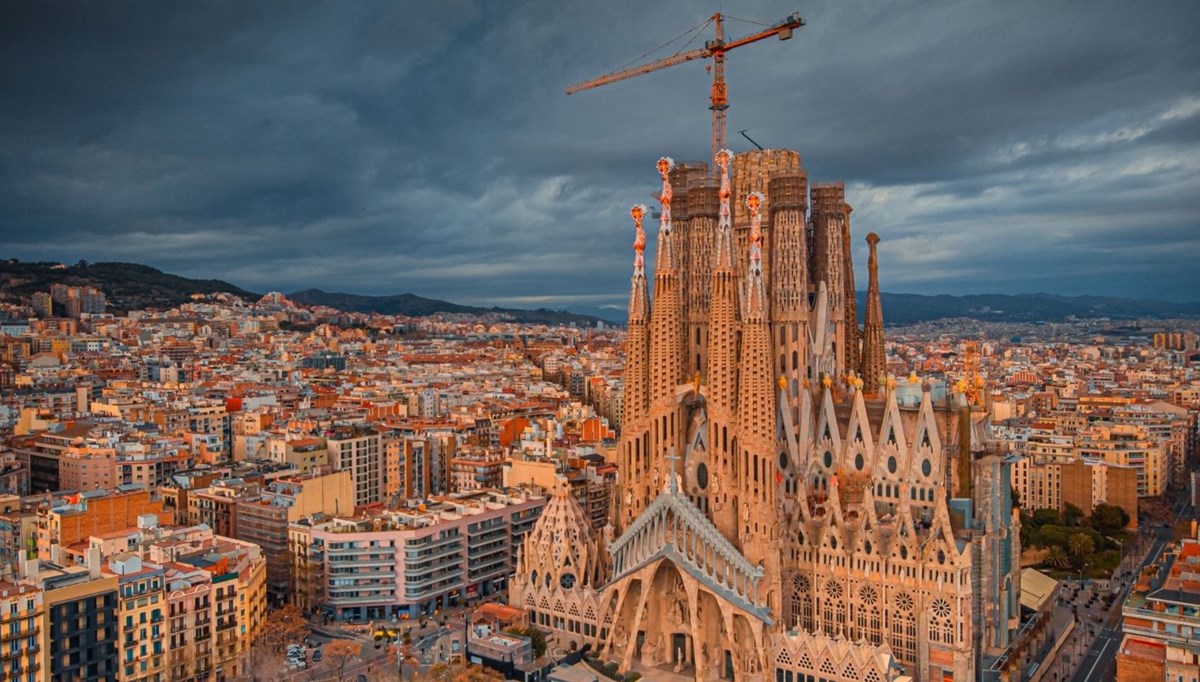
[88,546,102,579]
[19,558,37,583]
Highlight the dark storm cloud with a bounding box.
[1,0,1197,306]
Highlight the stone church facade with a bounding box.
[511,149,974,681]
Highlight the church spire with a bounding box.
[707,149,740,541]
[647,156,684,495]
[714,149,734,271]
[628,204,649,321]
[742,191,767,321]
[654,157,676,274]
[617,204,651,530]
[860,232,886,393]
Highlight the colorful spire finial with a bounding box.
[743,190,767,319]
[746,190,765,260]
[715,149,734,269]
[655,158,676,272]
[630,204,648,276]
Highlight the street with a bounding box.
[1064,495,1190,682]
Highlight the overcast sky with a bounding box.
[2,1,1198,308]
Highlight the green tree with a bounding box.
[1045,545,1070,569]
[1063,502,1085,527]
[1068,532,1095,559]
[1033,524,1070,549]
[1090,503,1130,535]
[1031,508,1061,528]
[505,627,547,658]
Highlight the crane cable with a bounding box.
[610,17,714,73]
[722,14,772,29]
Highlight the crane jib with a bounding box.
[564,11,805,164]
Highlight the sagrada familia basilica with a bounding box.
[511,149,1021,681]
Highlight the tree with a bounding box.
[256,604,310,653]
[1091,503,1131,535]
[504,627,547,658]
[324,639,363,682]
[417,663,503,682]
[1045,545,1071,569]
[1068,532,1095,559]
[1031,508,1061,528]
[239,646,285,682]
[1063,503,1085,528]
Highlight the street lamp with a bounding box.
[390,629,404,681]
[1107,535,1124,577]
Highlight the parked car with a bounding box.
[313,651,323,662]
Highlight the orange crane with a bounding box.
[566,12,805,166]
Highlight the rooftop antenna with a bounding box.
[739,129,764,150]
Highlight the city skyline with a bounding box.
[2,0,1198,307]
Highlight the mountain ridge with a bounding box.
[857,291,1200,324]
[285,288,607,326]
[2,259,1196,325]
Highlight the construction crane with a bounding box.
[566,12,805,166]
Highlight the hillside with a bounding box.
[288,288,607,326]
[860,291,1200,324]
[0,260,256,310]
[5,258,1193,325]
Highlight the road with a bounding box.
[1067,496,1189,682]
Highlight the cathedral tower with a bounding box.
[810,182,850,378]
[519,149,973,682]
[704,149,741,541]
[647,158,685,502]
[617,204,651,531]
[768,170,809,406]
[860,232,886,392]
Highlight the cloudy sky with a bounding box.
[2,1,1198,309]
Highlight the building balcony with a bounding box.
[1121,621,1199,647]
[467,529,507,545]
[328,569,394,580]
[406,534,461,550]
[467,557,508,578]
[329,556,394,569]
[405,544,462,563]
[327,594,393,605]
[467,541,506,557]
[404,561,463,581]
[328,546,395,557]
[0,625,38,641]
[467,521,506,534]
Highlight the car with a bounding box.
[313,651,323,662]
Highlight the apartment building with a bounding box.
[236,468,353,604]
[1078,424,1168,497]
[307,488,544,620]
[327,429,382,507]
[1118,527,1200,680]
[37,565,120,682]
[0,580,42,682]
[36,488,171,564]
[1060,458,1139,527]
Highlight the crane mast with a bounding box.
[566,12,805,166]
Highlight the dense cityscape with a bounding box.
[0,215,1198,682]
[3,3,1199,682]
